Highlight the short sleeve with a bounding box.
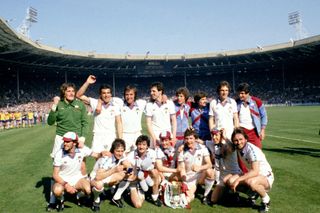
[144,102,153,117]
[89,98,98,112]
[53,151,63,167]
[208,100,215,116]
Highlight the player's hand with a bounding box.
[53,96,60,105]
[260,129,265,140]
[115,165,124,172]
[170,137,176,147]
[86,75,96,84]
[95,99,103,114]
[101,150,111,157]
[191,165,201,172]
[177,145,184,153]
[78,137,85,148]
[230,179,239,192]
[65,183,77,194]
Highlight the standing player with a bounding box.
[14,110,22,128]
[178,129,215,207]
[27,109,34,127]
[174,87,191,146]
[228,128,274,212]
[0,110,4,130]
[209,81,239,140]
[236,83,268,149]
[190,91,211,141]
[145,82,177,148]
[47,82,88,158]
[76,75,123,155]
[47,132,96,211]
[113,85,147,153]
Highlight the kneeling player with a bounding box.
[47,132,94,212]
[205,128,242,204]
[90,139,133,211]
[178,129,215,207]
[155,131,179,181]
[127,135,162,208]
[228,128,274,212]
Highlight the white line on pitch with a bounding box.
[268,135,319,145]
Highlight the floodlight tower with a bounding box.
[288,11,308,40]
[18,7,38,38]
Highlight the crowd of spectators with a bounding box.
[1,69,319,110]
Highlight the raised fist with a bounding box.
[87,75,96,84]
[53,96,60,105]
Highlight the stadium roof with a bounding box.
[1,17,320,76]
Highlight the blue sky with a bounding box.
[1,0,320,54]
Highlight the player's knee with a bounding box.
[134,201,143,208]
[53,185,64,196]
[91,180,104,190]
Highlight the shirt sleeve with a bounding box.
[89,98,98,112]
[168,101,176,115]
[80,101,89,138]
[198,144,209,157]
[155,148,165,160]
[208,100,215,116]
[82,146,92,157]
[231,99,238,113]
[114,105,121,116]
[53,151,63,167]
[144,102,153,117]
[112,97,124,107]
[100,157,112,170]
[178,152,184,162]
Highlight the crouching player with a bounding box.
[229,128,274,212]
[155,131,179,181]
[205,128,242,204]
[47,132,96,212]
[127,135,162,208]
[90,139,133,211]
[178,129,215,208]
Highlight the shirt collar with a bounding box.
[62,148,80,157]
[217,97,231,104]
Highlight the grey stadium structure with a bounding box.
[0,18,319,107]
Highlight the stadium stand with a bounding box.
[0,17,319,109]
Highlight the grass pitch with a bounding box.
[0,106,319,212]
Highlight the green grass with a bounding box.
[0,106,320,212]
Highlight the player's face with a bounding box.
[219,86,229,101]
[64,87,75,102]
[184,135,196,148]
[137,141,148,155]
[63,140,75,151]
[150,87,161,101]
[177,93,186,104]
[238,91,249,101]
[125,89,135,105]
[212,132,222,144]
[198,97,207,107]
[113,146,125,160]
[160,138,171,149]
[100,88,112,103]
[232,133,246,150]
